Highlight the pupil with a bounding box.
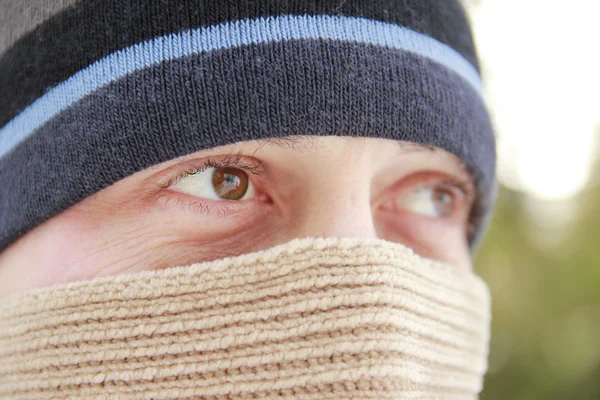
[434,189,454,217]
[212,167,249,200]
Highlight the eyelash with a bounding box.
[155,156,476,230]
[378,174,477,238]
[437,179,475,202]
[157,152,265,190]
[397,179,474,217]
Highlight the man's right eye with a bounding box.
[169,166,256,201]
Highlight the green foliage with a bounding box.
[475,159,600,399]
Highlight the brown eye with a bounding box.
[212,167,249,200]
[169,167,255,201]
[396,185,457,218]
[432,187,455,217]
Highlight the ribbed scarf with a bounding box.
[0,237,491,399]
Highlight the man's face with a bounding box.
[0,136,476,297]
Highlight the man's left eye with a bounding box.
[169,167,255,201]
[395,186,457,218]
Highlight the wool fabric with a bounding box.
[0,237,491,399]
[0,0,496,251]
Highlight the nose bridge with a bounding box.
[294,172,377,239]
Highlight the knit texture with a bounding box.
[0,0,496,252]
[0,0,79,56]
[0,237,491,399]
[0,0,481,126]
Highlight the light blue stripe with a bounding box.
[0,14,483,158]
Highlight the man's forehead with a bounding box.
[249,136,439,154]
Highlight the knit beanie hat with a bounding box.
[0,0,496,252]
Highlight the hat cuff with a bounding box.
[0,16,495,251]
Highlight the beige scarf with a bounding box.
[0,237,491,399]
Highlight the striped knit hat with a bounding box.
[0,0,496,252]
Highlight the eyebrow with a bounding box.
[397,141,438,153]
[252,135,438,155]
[252,136,319,153]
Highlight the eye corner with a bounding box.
[143,153,272,218]
[376,170,476,222]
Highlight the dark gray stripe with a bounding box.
[0,39,495,251]
[0,0,81,57]
[0,0,479,128]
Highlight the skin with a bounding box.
[0,136,477,298]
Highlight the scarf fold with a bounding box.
[0,237,490,399]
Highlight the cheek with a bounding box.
[0,214,96,295]
[0,190,472,296]
[92,211,284,277]
[0,199,285,295]
[0,210,150,291]
[374,209,472,269]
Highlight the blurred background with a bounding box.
[461,0,600,399]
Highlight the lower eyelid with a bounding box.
[155,193,210,213]
[376,207,469,243]
[156,188,264,218]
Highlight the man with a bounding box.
[0,1,495,398]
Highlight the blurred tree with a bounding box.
[476,136,600,399]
